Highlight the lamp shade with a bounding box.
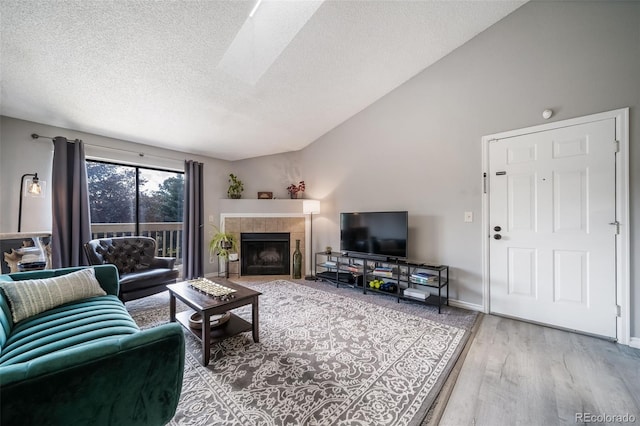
[24,178,45,198]
[302,200,320,215]
[27,178,42,195]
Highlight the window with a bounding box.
[86,160,184,263]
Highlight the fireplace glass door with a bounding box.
[241,233,290,275]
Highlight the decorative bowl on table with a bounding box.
[188,312,231,329]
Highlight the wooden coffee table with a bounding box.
[167,280,261,366]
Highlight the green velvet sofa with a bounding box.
[0,265,185,426]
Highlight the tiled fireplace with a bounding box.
[241,232,290,275]
[222,216,305,277]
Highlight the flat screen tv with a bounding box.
[340,211,408,260]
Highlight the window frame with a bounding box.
[85,159,184,235]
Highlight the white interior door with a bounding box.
[489,118,617,338]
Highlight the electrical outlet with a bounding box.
[209,215,214,223]
[464,211,473,223]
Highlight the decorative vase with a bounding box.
[292,239,302,279]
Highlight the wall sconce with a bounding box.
[18,173,45,232]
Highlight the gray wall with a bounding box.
[232,1,640,334]
[0,116,230,275]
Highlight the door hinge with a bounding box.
[614,140,620,153]
[609,221,620,234]
[483,172,487,194]
[616,305,621,317]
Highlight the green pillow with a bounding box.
[0,268,107,323]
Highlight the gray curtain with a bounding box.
[51,137,91,268]
[182,160,204,279]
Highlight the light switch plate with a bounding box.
[464,211,473,222]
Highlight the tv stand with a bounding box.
[314,252,449,313]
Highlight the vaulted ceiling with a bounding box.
[1,1,525,161]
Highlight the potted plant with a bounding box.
[227,173,244,199]
[286,180,305,199]
[209,226,238,260]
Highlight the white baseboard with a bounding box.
[629,337,640,349]
[448,298,484,312]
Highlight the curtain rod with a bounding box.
[31,133,81,143]
[31,133,189,163]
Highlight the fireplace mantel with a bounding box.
[219,199,305,215]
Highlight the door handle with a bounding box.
[493,234,502,240]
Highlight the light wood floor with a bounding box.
[439,314,640,426]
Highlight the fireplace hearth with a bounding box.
[241,233,290,276]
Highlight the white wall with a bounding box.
[232,1,640,334]
[0,116,231,275]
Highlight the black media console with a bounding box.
[314,252,449,313]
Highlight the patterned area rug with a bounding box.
[128,280,468,426]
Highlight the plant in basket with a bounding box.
[209,225,238,260]
[227,173,244,199]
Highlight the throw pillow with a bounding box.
[0,268,107,323]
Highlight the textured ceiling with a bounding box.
[1,0,525,161]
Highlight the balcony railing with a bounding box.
[90,222,183,264]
